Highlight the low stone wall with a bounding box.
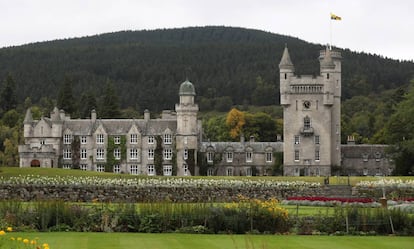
[352,186,414,199]
[0,184,324,202]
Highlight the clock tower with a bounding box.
[279,46,342,176]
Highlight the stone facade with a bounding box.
[18,48,395,176]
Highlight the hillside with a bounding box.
[1,26,413,114]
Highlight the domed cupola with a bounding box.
[179,79,196,96]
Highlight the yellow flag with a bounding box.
[330,13,342,20]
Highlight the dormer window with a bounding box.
[63,134,72,144]
[96,134,104,144]
[164,134,172,144]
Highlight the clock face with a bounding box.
[303,100,311,109]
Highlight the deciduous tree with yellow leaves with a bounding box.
[226,108,245,139]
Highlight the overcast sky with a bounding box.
[0,0,412,61]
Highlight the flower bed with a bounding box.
[282,196,380,207]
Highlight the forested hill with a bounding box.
[0,26,413,113]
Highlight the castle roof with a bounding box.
[24,108,33,123]
[320,48,335,69]
[279,46,295,70]
[179,79,196,96]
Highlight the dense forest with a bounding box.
[0,26,413,113]
[0,26,414,173]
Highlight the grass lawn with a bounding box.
[9,232,414,249]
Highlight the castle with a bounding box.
[18,47,394,176]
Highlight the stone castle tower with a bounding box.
[279,46,342,176]
[175,79,200,175]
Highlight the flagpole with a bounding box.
[330,17,332,50]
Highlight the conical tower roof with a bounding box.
[279,45,295,70]
[24,108,33,123]
[320,47,335,69]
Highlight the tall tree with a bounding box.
[99,80,121,118]
[384,80,414,175]
[57,76,76,116]
[79,91,97,118]
[0,74,17,117]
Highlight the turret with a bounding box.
[279,46,295,106]
[23,108,33,138]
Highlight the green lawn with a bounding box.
[9,232,414,249]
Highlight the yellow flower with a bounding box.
[17,237,22,241]
[31,239,37,245]
[0,230,5,236]
[10,236,15,241]
[6,227,12,232]
[23,238,29,244]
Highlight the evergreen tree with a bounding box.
[79,91,97,118]
[384,80,414,175]
[99,80,121,118]
[0,74,17,117]
[57,76,76,116]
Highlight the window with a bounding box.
[246,152,252,162]
[147,165,155,176]
[164,148,172,160]
[183,164,188,176]
[315,149,320,161]
[148,149,154,160]
[130,165,139,175]
[80,164,88,171]
[96,134,104,144]
[226,152,233,163]
[40,140,45,145]
[207,152,214,163]
[266,152,272,162]
[113,164,120,173]
[294,135,300,144]
[294,150,300,161]
[184,149,188,160]
[130,148,139,160]
[314,135,320,145]
[81,149,87,160]
[62,164,71,169]
[207,168,214,176]
[246,167,252,176]
[63,149,71,159]
[96,148,105,160]
[363,168,368,176]
[226,168,233,176]
[163,165,172,176]
[114,148,121,160]
[148,136,154,144]
[164,134,172,144]
[64,134,72,144]
[130,134,138,144]
[96,164,105,172]
[81,136,87,144]
[114,136,120,144]
[304,117,311,129]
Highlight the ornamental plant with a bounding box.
[223,195,290,233]
[0,227,50,249]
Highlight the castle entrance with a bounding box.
[30,159,40,167]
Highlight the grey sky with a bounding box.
[0,0,412,61]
